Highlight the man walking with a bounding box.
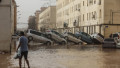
[16,31,30,68]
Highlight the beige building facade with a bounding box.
[38,6,56,31]
[56,0,120,38]
[0,0,17,51]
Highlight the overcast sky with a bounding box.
[15,0,56,29]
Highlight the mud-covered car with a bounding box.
[45,30,67,45]
[26,29,53,45]
[75,32,93,44]
[63,32,83,44]
[91,33,104,44]
[102,38,116,48]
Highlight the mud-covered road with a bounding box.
[0,41,120,68]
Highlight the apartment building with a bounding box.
[28,16,36,30]
[35,10,41,30]
[56,0,120,37]
[56,0,81,33]
[38,6,56,31]
[0,0,17,51]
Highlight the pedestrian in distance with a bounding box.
[16,31,30,68]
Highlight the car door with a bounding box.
[30,31,40,41]
[53,31,63,42]
[38,32,47,43]
[72,35,80,43]
[34,32,44,43]
[81,32,87,41]
[86,34,93,42]
[51,31,60,42]
[55,31,64,42]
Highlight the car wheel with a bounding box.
[47,34,52,39]
[62,41,66,45]
[28,36,33,41]
[78,42,82,45]
[65,36,68,41]
[46,41,51,46]
[78,36,81,39]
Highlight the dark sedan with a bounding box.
[102,38,116,48]
[75,32,93,44]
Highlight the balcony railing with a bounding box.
[64,22,68,28]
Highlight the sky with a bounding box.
[15,0,56,29]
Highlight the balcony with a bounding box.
[73,20,79,27]
[64,22,68,28]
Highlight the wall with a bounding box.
[104,0,120,24]
[0,0,16,51]
[0,0,11,51]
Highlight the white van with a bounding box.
[91,33,104,44]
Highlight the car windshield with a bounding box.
[41,33,47,38]
[52,31,64,38]
[68,32,77,38]
[98,33,104,38]
[30,30,47,38]
[113,34,118,38]
[104,39,114,41]
[81,32,91,38]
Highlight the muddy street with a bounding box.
[4,43,120,68]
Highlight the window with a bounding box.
[52,31,64,38]
[89,0,93,5]
[78,3,81,8]
[87,13,89,21]
[89,13,91,20]
[83,14,84,21]
[87,0,88,6]
[30,30,42,36]
[83,1,84,6]
[94,0,96,4]
[94,11,97,20]
[68,32,77,38]
[99,9,101,18]
[98,33,104,38]
[99,0,101,5]
[104,39,114,42]
[92,12,94,20]
[79,15,81,22]
[30,30,36,34]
